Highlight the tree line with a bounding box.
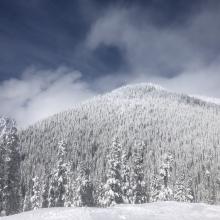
[0,119,219,216]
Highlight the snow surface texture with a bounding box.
[1,202,220,220]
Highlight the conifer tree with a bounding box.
[0,137,5,214]
[41,178,49,208]
[30,176,41,210]
[75,162,94,207]
[48,140,68,207]
[48,180,56,208]
[151,153,174,202]
[131,141,147,204]
[121,149,132,203]
[100,137,123,206]
[174,173,194,202]
[2,124,21,215]
[23,192,31,212]
[64,162,77,207]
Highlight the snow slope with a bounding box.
[18,83,220,203]
[1,202,220,220]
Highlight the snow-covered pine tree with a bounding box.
[30,176,41,210]
[2,123,21,215]
[41,177,49,208]
[174,173,194,202]
[100,137,123,207]
[23,192,31,212]
[48,180,56,208]
[152,153,174,201]
[75,162,94,207]
[0,136,5,214]
[64,162,77,207]
[48,140,68,207]
[121,149,132,203]
[149,175,161,202]
[131,141,147,204]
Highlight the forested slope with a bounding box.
[19,83,220,204]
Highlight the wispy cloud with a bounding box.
[0,66,96,127]
[1,2,220,127]
[87,5,220,97]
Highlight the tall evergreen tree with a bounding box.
[2,124,21,215]
[48,140,68,207]
[150,153,174,202]
[75,162,94,207]
[131,141,147,204]
[121,149,132,203]
[41,177,49,208]
[100,137,123,206]
[30,176,41,210]
[23,192,31,212]
[174,173,194,202]
[0,136,5,214]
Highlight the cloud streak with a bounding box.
[0,67,96,127]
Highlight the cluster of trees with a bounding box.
[0,118,218,216]
[19,84,220,208]
[20,137,196,212]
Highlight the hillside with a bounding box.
[19,83,220,203]
[1,202,220,220]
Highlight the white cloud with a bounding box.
[0,66,96,128]
[1,5,220,127]
[87,6,220,98]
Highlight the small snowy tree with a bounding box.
[64,163,75,207]
[100,137,123,206]
[30,176,41,210]
[23,193,31,212]
[174,173,194,202]
[75,162,94,207]
[131,141,147,204]
[150,153,174,202]
[121,149,132,203]
[41,178,49,208]
[48,179,56,208]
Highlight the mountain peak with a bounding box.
[107,82,166,100]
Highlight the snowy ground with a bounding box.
[2,202,220,220]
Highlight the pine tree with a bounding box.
[75,162,94,207]
[48,140,68,207]
[151,153,174,202]
[174,173,194,202]
[23,192,31,212]
[0,137,5,214]
[150,175,161,202]
[121,149,132,203]
[41,178,49,208]
[48,179,56,208]
[64,162,77,207]
[30,176,41,210]
[131,141,147,204]
[2,124,21,215]
[100,137,123,206]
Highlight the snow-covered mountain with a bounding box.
[2,202,220,220]
[19,83,220,203]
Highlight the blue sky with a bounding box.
[1,0,220,126]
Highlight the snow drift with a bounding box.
[1,202,220,220]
